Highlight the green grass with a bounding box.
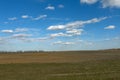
[0,50,120,80]
[0,59,120,80]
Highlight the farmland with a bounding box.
[0,50,120,80]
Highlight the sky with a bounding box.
[0,0,120,51]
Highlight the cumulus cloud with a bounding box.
[101,0,120,8]
[53,41,75,45]
[47,17,106,38]
[50,32,72,38]
[21,15,30,19]
[36,38,48,41]
[104,37,120,41]
[80,0,98,4]
[50,29,83,38]
[104,25,116,29]
[47,17,107,30]
[8,17,17,21]
[15,28,29,32]
[47,25,65,30]
[12,34,32,38]
[80,0,120,8]
[33,15,47,20]
[86,42,94,45]
[18,38,34,42]
[66,29,84,35]
[45,5,55,10]
[1,30,14,33]
[15,36,50,43]
[20,37,49,42]
[1,28,29,34]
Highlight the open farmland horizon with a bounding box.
[0,48,120,53]
[0,49,120,64]
[0,50,120,80]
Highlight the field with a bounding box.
[0,50,120,80]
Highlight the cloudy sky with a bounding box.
[0,0,120,51]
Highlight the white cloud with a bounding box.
[86,42,94,45]
[8,17,17,21]
[50,32,72,38]
[49,29,83,38]
[36,37,49,41]
[21,15,30,19]
[12,34,32,38]
[80,0,120,8]
[101,0,120,8]
[1,30,13,33]
[47,17,106,38]
[47,17,107,30]
[62,42,75,45]
[104,25,116,29]
[47,25,65,30]
[45,5,55,10]
[1,28,29,34]
[66,29,84,35]
[19,38,35,42]
[33,15,47,20]
[53,41,75,45]
[104,37,120,41]
[18,37,49,42]
[15,28,29,32]
[58,4,64,8]
[53,41,62,44]
[68,17,106,29]
[80,0,98,4]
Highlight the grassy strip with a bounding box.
[0,59,120,80]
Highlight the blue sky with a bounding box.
[0,0,120,51]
